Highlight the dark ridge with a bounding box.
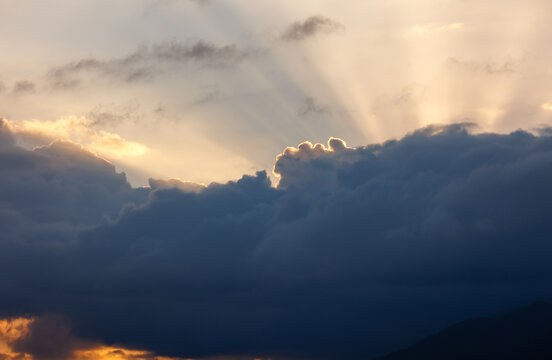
[379,301,552,360]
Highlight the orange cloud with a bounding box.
[0,317,34,360]
[0,317,185,360]
[0,316,265,360]
[71,346,167,360]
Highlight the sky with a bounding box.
[2,0,552,185]
[2,1,552,360]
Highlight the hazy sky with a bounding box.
[2,0,552,185]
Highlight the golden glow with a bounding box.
[0,317,185,360]
[5,116,148,158]
[0,316,265,360]
[541,103,552,111]
[0,317,34,360]
[70,346,178,360]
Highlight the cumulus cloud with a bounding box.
[48,41,248,87]
[273,137,352,189]
[2,123,552,359]
[0,118,148,239]
[281,16,343,41]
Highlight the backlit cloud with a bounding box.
[5,117,148,158]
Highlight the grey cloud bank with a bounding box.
[1,120,552,359]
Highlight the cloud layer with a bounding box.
[2,122,552,359]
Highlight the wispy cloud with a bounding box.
[281,16,343,41]
[447,57,516,75]
[12,80,36,94]
[298,96,330,117]
[48,40,248,88]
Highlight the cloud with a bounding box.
[3,123,552,359]
[12,81,36,95]
[10,315,92,360]
[273,137,352,189]
[298,96,330,117]
[281,16,343,41]
[0,317,33,359]
[447,57,516,75]
[148,178,205,193]
[0,316,177,360]
[48,41,248,87]
[87,104,144,127]
[5,117,148,158]
[0,118,149,236]
[411,22,465,35]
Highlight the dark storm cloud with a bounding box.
[281,16,343,41]
[48,41,248,87]
[2,122,552,359]
[0,119,148,240]
[536,127,552,136]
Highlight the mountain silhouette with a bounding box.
[380,301,552,360]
